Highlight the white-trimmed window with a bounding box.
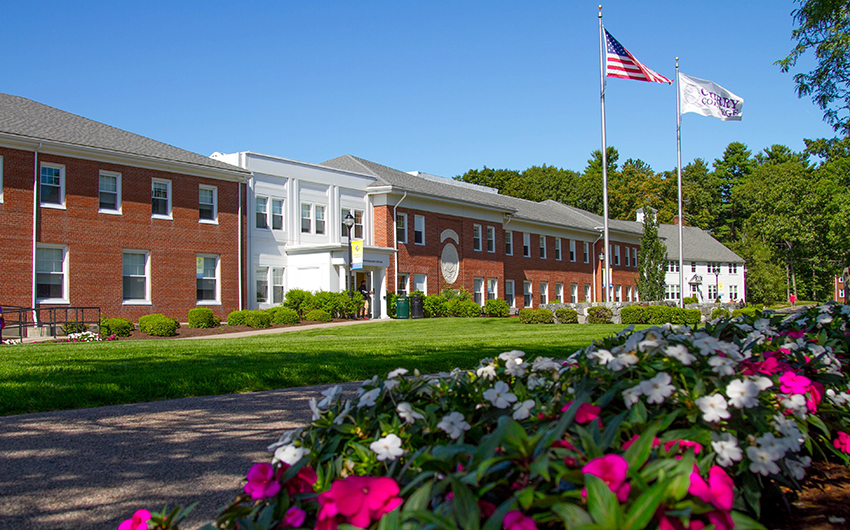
[342,208,364,239]
[473,224,482,251]
[36,244,68,303]
[315,205,326,235]
[474,277,485,305]
[40,163,65,208]
[540,281,548,304]
[708,262,721,274]
[487,226,495,253]
[196,254,220,304]
[668,261,679,273]
[151,178,172,219]
[413,273,427,294]
[571,283,578,303]
[584,242,590,263]
[256,197,269,229]
[122,250,150,304]
[555,282,563,302]
[628,286,634,301]
[729,263,738,274]
[539,236,547,259]
[99,171,121,213]
[523,233,531,258]
[505,280,515,307]
[708,284,718,299]
[570,240,577,262]
[615,245,621,266]
[505,231,513,256]
[256,266,269,304]
[625,246,631,267]
[396,213,407,244]
[615,285,622,302]
[414,215,425,245]
[301,203,312,233]
[397,273,409,296]
[199,185,217,223]
[272,199,284,230]
[487,278,497,300]
[666,284,681,300]
[729,285,739,300]
[0,155,4,203]
[524,281,532,307]
[585,284,592,302]
[272,267,285,304]
[554,238,562,261]
[632,248,638,268]
[691,262,697,272]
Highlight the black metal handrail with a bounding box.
[0,306,101,342]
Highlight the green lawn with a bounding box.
[0,318,636,416]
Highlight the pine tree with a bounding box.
[636,209,667,301]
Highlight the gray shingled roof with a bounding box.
[0,93,249,175]
[321,155,642,236]
[658,224,744,263]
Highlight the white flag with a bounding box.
[679,73,743,121]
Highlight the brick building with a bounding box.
[0,93,250,323]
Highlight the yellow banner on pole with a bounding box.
[352,239,364,270]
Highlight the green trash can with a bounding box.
[396,296,409,319]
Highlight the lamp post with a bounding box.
[344,212,355,301]
[598,251,606,303]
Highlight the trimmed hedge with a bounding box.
[518,308,554,324]
[283,289,318,317]
[188,307,219,329]
[732,306,760,318]
[554,308,579,324]
[712,308,731,320]
[304,309,333,322]
[645,305,672,325]
[484,298,510,317]
[447,299,482,318]
[138,314,178,337]
[676,308,702,326]
[243,310,272,328]
[100,317,134,337]
[268,306,300,325]
[423,295,448,318]
[587,306,613,324]
[683,296,698,305]
[620,306,645,325]
[227,310,247,326]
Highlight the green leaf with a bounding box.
[577,426,604,460]
[731,510,768,530]
[601,410,628,450]
[402,510,458,530]
[623,479,671,530]
[552,503,594,529]
[377,507,401,530]
[807,414,831,438]
[741,472,762,519]
[450,477,481,530]
[517,486,535,510]
[529,453,552,481]
[585,474,621,528]
[401,481,433,515]
[481,497,518,530]
[628,400,647,425]
[623,424,660,471]
[503,418,530,450]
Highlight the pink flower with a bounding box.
[317,476,403,530]
[504,510,537,530]
[118,509,152,530]
[581,454,631,502]
[779,372,811,395]
[479,500,497,518]
[688,466,734,511]
[658,514,705,530]
[664,440,702,455]
[834,431,850,453]
[281,506,306,528]
[780,330,805,340]
[705,510,734,530]
[280,463,318,495]
[621,434,661,450]
[244,463,281,500]
[561,401,601,425]
[740,357,790,376]
[807,381,825,413]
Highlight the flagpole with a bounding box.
[598,5,610,304]
[676,59,684,308]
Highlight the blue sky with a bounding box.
[1,1,835,178]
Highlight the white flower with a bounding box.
[828,389,850,406]
[755,432,787,460]
[359,375,379,390]
[268,428,303,453]
[397,402,425,424]
[754,376,773,391]
[779,393,808,419]
[608,352,639,372]
[387,368,409,379]
[370,434,404,461]
[483,381,518,409]
[711,433,743,467]
[786,456,812,481]
[842,305,850,315]
[640,372,675,405]
[309,397,321,421]
[696,393,731,423]
[708,356,737,376]
[726,378,760,409]
[753,319,772,333]
[747,446,781,476]
[638,337,664,352]
[357,387,382,408]
[499,350,525,362]
[476,365,497,380]
[817,313,833,325]
[274,443,310,465]
[383,379,400,392]
[437,411,471,439]
[692,335,722,356]
[512,399,535,420]
[334,400,352,425]
[622,385,642,408]
[589,349,614,365]
[664,344,696,365]
[318,385,343,408]
[526,373,543,390]
[505,359,526,377]
[531,356,560,371]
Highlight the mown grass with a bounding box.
[0,318,639,416]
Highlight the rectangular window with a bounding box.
[555,238,562,261]
[691,262,697,272]
[414,215,425,245]
[487,278,497,300]
[487,226,495,253]
[632,248,638,268]
[540,281,548,305]
[505,280,515,307]
[272,199,284,230]
[474,277,484,305]
[99,171,121,213]
[256,267,269,304]
[151,179,171,218]
[523,233,531,257]
[571,283,578,303]
[473,224,482,251]
[122,250,149,303]
[708,284,718,299]
[315,205,326,234]
[668,261,680,273]
[666,284,681,301]
[523,281,532,307]
[615,285,622,302]
[584,284,592,302]
[199,185,217,222]
[708,262,721,274]
[539,236,547,259]
[36,245,68,302]
[841,288,846,299]
[729,284,739,300]
[555,282,563,302]
[615,245,621,266]
[272,267,285,304]
[196,254,220,303]
[505,231,513,255]
[413,273,427,294]
[342,208,364,239]
[301,203,312,233]
[625,246,631,267]
[570,240,577,262]
[729,263,738,274]
[584,242,590,263]
[40,163,65,207]
[397,274,409,297]
[396,213,407,243]
[256,197,269,228]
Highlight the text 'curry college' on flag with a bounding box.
[679,73,743,121]
[604,29,671,84]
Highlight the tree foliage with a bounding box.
[636,210,667,301]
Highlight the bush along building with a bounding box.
[0,93,250,326]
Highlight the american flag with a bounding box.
[605,29,671,84]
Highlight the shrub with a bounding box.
[644,305,673,325]
[711,307,730,320]
[620,305,645,324]
[100,317,134,337]
[554,308,579,324]
[283,289,317,317]
[484,298,510,317]
[422,295,448,318]
[188,308,219,329]
[62,320,88,334]
[314,290,347,318]
[683,295,699,305]
[227,310,247,326]
[268,306,300,325]
[138,314,178,337]
[243,310,272,328]
[303,309,333,322]
[670,307,701,326]
[441,286,472,302]
[586,306,612,324]
[518,308,554,324]
[683,308,702,326]
[732,306,760,318]
[387,292,398,318]
[449,299,482,318]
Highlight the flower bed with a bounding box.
[121,304,850,530]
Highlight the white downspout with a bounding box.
[238,174,243,311]
[31,143,42,324]
[392,192,408,293]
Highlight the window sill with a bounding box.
[123,300,152,306]
[40,203,66,210]
[152,214,173,221]
[200,219,219,225]
[36,299,69,305]
[99,209,122,216]
[196,301,221,306]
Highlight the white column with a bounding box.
[377,267,388,319]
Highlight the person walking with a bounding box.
[790,293,796,308]
[358,281,372,319]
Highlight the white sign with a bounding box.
[679,73,743,121]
